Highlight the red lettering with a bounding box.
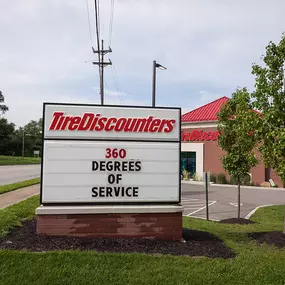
[124,118,137,132]
[149,119,161,132]
[60,116,72,130]
[143,116,154,132]
[207,132,213,140]
[78,113,94,130]
[48,113,177,134]
[181,130,220,141]
[68,116,81,130]
[164,119,176,133]
[114,118,127,131]
[133,118,147,132]
[89,114,101,130]
[49,112,64,130]
[105,117,117,131]
[95,117,107,131]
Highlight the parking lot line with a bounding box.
[186,201,217,216]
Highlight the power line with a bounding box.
[111,64,124,104]
[108,0,115,47]
[85,0,93,48]
[93,0,101,102]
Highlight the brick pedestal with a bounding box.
[36,205,183,241]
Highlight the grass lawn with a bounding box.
[0,178,40,195]
[0,197,285,285]
[0,155,41,165]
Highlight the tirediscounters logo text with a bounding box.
[42,104,180,204]
[49,112,176,133]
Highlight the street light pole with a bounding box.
[152,60,167,107]
[22,131,25,159]
[22,131,31,159]
[152,60,157,107]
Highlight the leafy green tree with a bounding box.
[0,91,8,115]
[22,119,42,156]
[251,34,285,186]
[218,88,259,218]
[0,118,15,155]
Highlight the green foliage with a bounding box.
[182,169,190,180]
[251,34,285,186]
[216,173,227,184]
[0,178,40,195]
[0,91,8,115]
[210,173,217,183]
[0,117,42,157]
[0,156,41,165]
[1,196,285,285]
[193,172,199,181]
[0,195,39,236]
[230,174,252,186]
[218,88,259,181]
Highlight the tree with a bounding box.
[217,88,259,218]
[0,91,8,115]
[0,118,15,155]
[251,34,285,187]
[22,119,43,156]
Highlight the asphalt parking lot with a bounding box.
[181,182,285,220]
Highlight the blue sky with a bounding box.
[1,0,285,126]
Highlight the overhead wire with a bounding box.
[111,64,124,104]
[94,0,101,98]
[107,0,123,104]
[108,0,115,47]
[85,0,93,48]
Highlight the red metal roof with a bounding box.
[182,96,229,123]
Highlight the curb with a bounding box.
[244,204,275,219]
[181,180,285,191]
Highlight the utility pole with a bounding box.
[152,60,157,107]
[92,40,112,105]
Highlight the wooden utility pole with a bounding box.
[92,40,112,105]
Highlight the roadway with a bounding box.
[0,165,41,185]
[1,166,284,221]
[181,182,285,220]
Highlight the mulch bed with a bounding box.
[219,218,256,225]
[248,231,285,248]
[0,220,235,258]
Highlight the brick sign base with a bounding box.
[36,206,183,241]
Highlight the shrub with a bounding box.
[193,172,199,181]
[210,173,217,183]
[183,169,190,180]
[229,176,238,185]
[242,174,251,186]
[229,174,252,186]
[217,173,227,184]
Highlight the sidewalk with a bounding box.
[0,184,40,209]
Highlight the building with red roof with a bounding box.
[181,96,282,187]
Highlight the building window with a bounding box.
[181,152,196,177]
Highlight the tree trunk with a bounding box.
[237,177,241,218]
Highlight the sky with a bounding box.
[1,0,285,127]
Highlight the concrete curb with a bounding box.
[181,180,285,191]
[244,204,275,220]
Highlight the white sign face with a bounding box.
[42,104,180,204]
[42,141,179,203]
[44,104,180,141]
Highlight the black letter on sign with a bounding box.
[116,174,122,184]
[92,161,98,171]
[92,187,98,197]
[108,174,116,184]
